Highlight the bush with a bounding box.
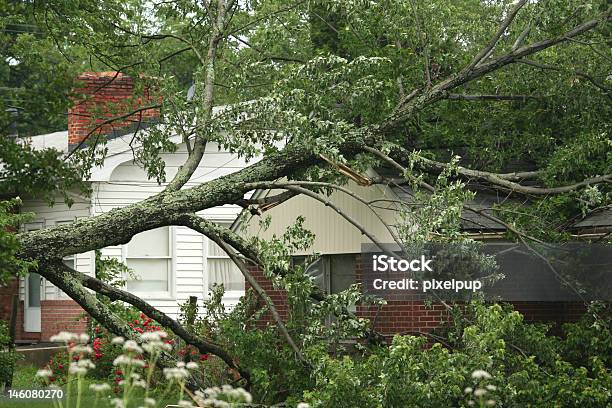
[0,320,21,389]
[297,302,612,408]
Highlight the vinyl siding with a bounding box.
[20,193,94,300]
[243,180,401,254]
[90,141,249,318]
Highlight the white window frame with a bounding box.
[122,226,176,300]
[204,219,244,300]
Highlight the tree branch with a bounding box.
[465,0,528,71]
[447,94,541,101]
[39,260,250,382]
[385,10,609,131]
[203,225,311,368]
[164,0,227,192]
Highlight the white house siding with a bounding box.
[91,141,250,318]
[243,179,402,255]
[20,192,94,300]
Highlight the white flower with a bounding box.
[297,403,311,408]
[486,384,497,391]
[113,355,131,366]
[131,359,146,367]
[71,345,93,354]
[89,383,111,392]
[50,331,77,343]
[468,401,475,406]
[485,400,496,407]
[140,332,162,342]
[471,369,492,380]
[68,363,87,376]
[78,333,90,344]
[474,388,488,397]
[130,373,141,380]
[77,359,95,369]
[186,362,198,370]
[142,341,164,353]
[176,361,186,368]
[178,400,194,407]
[111,336,125,345]
[123,340,143,353]
[144,398,156,407]
[162,343,173,351]
[464,387,473,394]
[241,389,253,404]
[202,400,229,408]
[36,369,53,378]
[163,367,189,380]
[110,398,125,408]
[133,379,147,388]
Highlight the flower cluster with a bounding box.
[465,369,497,407]
[193,384,253,408]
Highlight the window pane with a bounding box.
[27,273,41,307]
[126,259,169,292]
[208,258,244,291]
[329,255,355,294]
[128,227,169,257]
[63,258,75,271]
[304,258,326,292]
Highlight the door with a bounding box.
[24,272,42,332]
[23,222,43,332]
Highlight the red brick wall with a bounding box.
[3,297,87,342]
[68,72,160,148]
[40,300,88,340]
[0,277,18,322]
[247,255,587,337]
[246,264,289,327]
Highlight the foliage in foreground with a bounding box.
[3,298,611,407]
[166,282,612,407]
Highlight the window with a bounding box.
[125,227,173,297]
[300,254,356,296]
[296,255,357,318]
[207,222,244,293]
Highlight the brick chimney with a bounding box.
[67,72,160,149]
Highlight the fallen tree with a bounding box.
[5,0,611,390]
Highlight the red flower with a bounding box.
[133,319,140,325]
[58,364,64,369]
[135,327,143,333]
[140,312,146,319]
[115,370,123,375]
[199,354,209,361]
